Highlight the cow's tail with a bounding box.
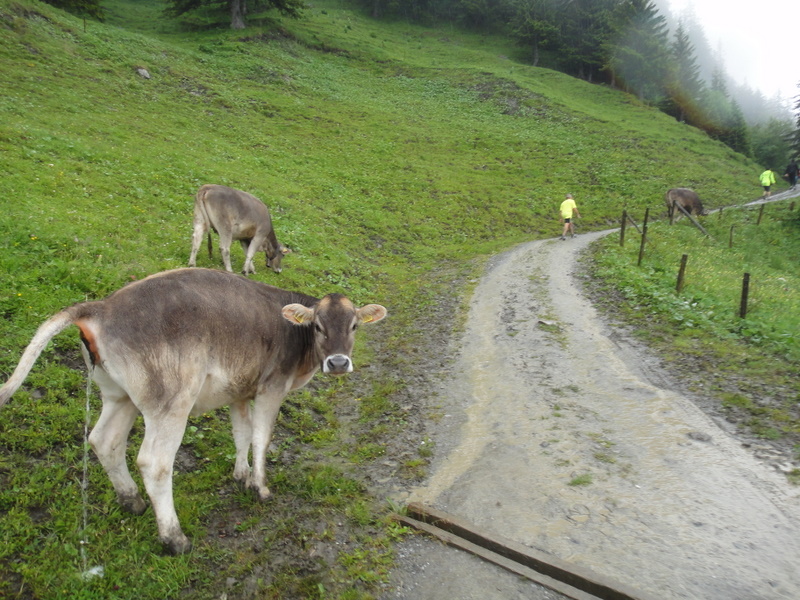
[0,310,74,408]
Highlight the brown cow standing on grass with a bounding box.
[665,187,707,222]
[0,268,387,554]
[189,184,291,275]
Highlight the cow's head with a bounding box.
[264,244,291,274]
[281,294,387,375]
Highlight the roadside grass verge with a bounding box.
[585,200,800,460]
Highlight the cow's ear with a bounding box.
[281,245,292,255]
[282,304,314,325]
[357,304,387,324]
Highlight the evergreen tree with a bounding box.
[750,118,794,169]
[558,0,618,82]
[702,64,751,156]
[508,0,560,67]
[43,0,102,20]
[791,84,800,158]
[166,0,304,29]
[663,19,704,123]
[605,0,671,102]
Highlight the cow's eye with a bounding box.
[315,324,326,337]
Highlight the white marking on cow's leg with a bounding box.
[230,400,252,484]
[89,395,145,515]
[249,389,286,501]
[137,409,192,555]
[218,232,234,273]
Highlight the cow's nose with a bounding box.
[324,354,352,374]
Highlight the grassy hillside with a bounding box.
[0,0,789,597]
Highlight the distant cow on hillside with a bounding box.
[665,188,707,222]
[189,184,290,275]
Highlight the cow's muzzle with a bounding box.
[323,354,353,375]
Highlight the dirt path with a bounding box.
[382,230,800,600]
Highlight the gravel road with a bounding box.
[381,229,800,600]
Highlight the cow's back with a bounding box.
[84,269,314,397]
[197,185,271,233]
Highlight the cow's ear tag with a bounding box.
[358,304,387,324]
[282,304,312,325]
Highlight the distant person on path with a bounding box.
[559,193,581,240]
[784,159,798,190]
[760,168,776,198]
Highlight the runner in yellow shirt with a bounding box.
[559,193,581,240]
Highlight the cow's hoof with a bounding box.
[251,485,273,502]
[118,493,147,516]
[162,534,192,555]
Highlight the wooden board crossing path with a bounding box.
[396,503,663,600]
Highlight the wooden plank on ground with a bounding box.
[396,514,597,600]
[405,503,661,600]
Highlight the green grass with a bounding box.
[587,201,800,445]
[0,0,794,596]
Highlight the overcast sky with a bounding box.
[668,0,798,104]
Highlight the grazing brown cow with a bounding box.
[665,188,707,221]
[0,268,387,554]
[189,184,290,275]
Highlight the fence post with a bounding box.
[637,208,649,266]
[739,273,750,318]
[718,206,723,220]
[620,210,627,247]
[790,201,795,212]
[729,225,734,248]
[757,203,765,225]
[676,254,688,294]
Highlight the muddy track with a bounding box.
[381,228,800,600]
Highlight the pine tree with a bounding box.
[165,0,304,29]
[605,0,671,103]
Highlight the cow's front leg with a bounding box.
[229,399,252,485]
[239,239,256,275]
[249,389,286,501]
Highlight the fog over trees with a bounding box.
[351,0,799,165]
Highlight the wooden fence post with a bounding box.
[757,203,765,225]
[718,206,723,220]
[620,210,627,247]
[637,208,649,266]
[739,273,750,318]
[676,254,688,294]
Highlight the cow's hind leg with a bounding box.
[88,369,146,515]
[218,231,235,273]
[137,405,193,554]
[188,212,208,268]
